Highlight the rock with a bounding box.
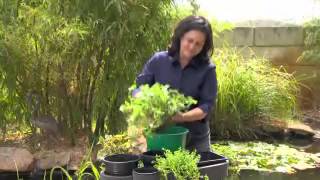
[34,150,70,170]
[287,123,315,137]
[0,147,34,172]
[260,119,287,137]
[292,162,315,171]
[68,148,85,170]
[261,124,285,134]
[313,131,320,140]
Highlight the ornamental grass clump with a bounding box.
[212,48,299,139]
[120,83,197,135]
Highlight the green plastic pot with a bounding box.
[146,126,189,151]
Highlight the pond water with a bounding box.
[287,138,320,154]
[306,140,320,153]
[225,138,320,180]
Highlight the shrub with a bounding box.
[155,149,206,180]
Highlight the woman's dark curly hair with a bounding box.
[168,15,214,64]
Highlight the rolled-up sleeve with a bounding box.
[198,66,217,114]
[136,54,156,86]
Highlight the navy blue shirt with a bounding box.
[136,51,217,142]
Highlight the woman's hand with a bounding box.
[171,107,207,123]
[171,112,185,123]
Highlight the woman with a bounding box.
[135,15,217,152]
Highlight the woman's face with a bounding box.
[179,30,206,61]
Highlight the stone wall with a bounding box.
[215,26,320,109]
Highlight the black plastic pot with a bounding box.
[199,160,229,180]
[132,167,160,180]
[141,150,165,167]
[100,171,132,180]
[102,154,140,176]
[198,151,228,167]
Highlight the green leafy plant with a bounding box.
[155,149,207,180]
[120,83,197,135]
[98,133,133,156]
[75,161,100,180]
[212,141,319,175]
[49,161,100,180]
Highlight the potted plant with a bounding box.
[120,83,197,137]
[101,154,140,176]
[154,149,208,180]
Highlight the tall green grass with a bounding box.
[212,48,298,139]
[48,161,100,180]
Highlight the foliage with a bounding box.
[120,83,197,135]
[0,0,179,142]
[49,166,74,180]
[212,48,299,139]
[155,149,205,180]
[74,161,100,180]
[299,18,320,64]
[212,141,319,175]
[97,133,133,157]
[49,161,100,180]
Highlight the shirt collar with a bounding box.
[170,54,201,69]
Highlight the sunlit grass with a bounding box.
[212,48,298,139]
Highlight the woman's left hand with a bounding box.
[171,112,185,123]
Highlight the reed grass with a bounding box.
[212,48,298,139]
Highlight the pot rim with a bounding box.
[103,154,140,164]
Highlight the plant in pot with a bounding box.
[96,134,139,179]
[98,135,141,179]
[120,83,197,134]
[154,149,208,180]
[120,83,197,149]
[100,153,140,179]
[98,134,134,156]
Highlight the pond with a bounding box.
[287,137,320,154]
[223,138,320,180]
